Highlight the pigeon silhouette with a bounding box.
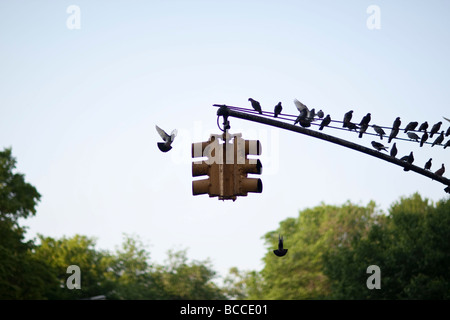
[393,117,401,130]
[274,102,282,117]
[317,109,325,118]
[359,122,368,138]
[446,126,450,137]
[155,125,177,153]
[343,110,353,128]
[390,142,398,158]
[407,132,420,142]
[404,121,418,133]
[400,152,414,171]
[432,131,444,147]
[372,125,385,140]
[273,235,288,257]
[444,140,450,149]
[420,131,428,147]
[360,113,371,126]
[418,121,428,132]
[430,122,442,138]
[249,98,263,114]
[435,164,445,177]
[319,115,331,130]
[294,108,308,125]
[424,158,432,171]
[388,127,399,143]
[371,141,388,152]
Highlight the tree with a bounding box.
[0,148,57,299]
[257,201,380,299]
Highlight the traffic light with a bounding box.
[191,133,262,200]
[233,137,263,196]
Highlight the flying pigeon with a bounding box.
[343,110,353,128]
[317,109,325,119]
[431,131,444,147]
[388,127,399,143]
[418,121,428,132]
[420,131,428,147]
[393,117,401,130]
[404,121,418,133]
[248,98,263,114]
[430,121,442,138]
[319,115,331,130]
[407,132,420,142]
[424,158,432,171]
[371,141,388,152]
[273,235,288,257]
[274,102,282,117]
[435,164,445,177]
[372,125,385,140]
[390,142,398,158]
[155,125,177,153]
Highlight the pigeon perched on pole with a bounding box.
[400,152,414,171]
[390,142,398,158]
[430,121,442,138]
[273,235,288,257]
[371,141,388,152]
[404,121,418,133]
[435,164,445,177]
[432,131,444,147]
[319,115,331,130]
[420,131,428,147]
[155,125,177,153]
[424,158,432,171]
[372,125,386,140]
[248,98,263,114]
[274,102,282,117]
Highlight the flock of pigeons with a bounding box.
[247,98,448,178]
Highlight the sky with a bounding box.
[1,1,449,282]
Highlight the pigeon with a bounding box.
[390,142,398,158]
[371,141,388,152]
[274,102,282,117]
[407,132,420,142]
[294,99,309,114]
[155,125,177,153]
[446,126,450,137]
[319,114,331,130]
[360,113,371,126]
[388,127,399,143]
[343,110,353,128]
[431,131,444,147]
[273,235,288,257]
[393,117,401,130]
[424,158,432,170]
[359,122,368,138]
[435,164,445,177]
[347,122,359,131]
[430,121,442,138]
[308,108,316,121]
[317,109,325,118]
[249,98,263,114]
[418,121,429,132]
[372,125,386,140]
[400,152,414,171]
[294,107,308,125]
[420,131,428,147]
[404,121,418,133]
[444,140,450,149]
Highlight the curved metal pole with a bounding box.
[214,105,450,189]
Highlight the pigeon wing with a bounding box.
[155,125,170,142]
[294,99,308,113]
